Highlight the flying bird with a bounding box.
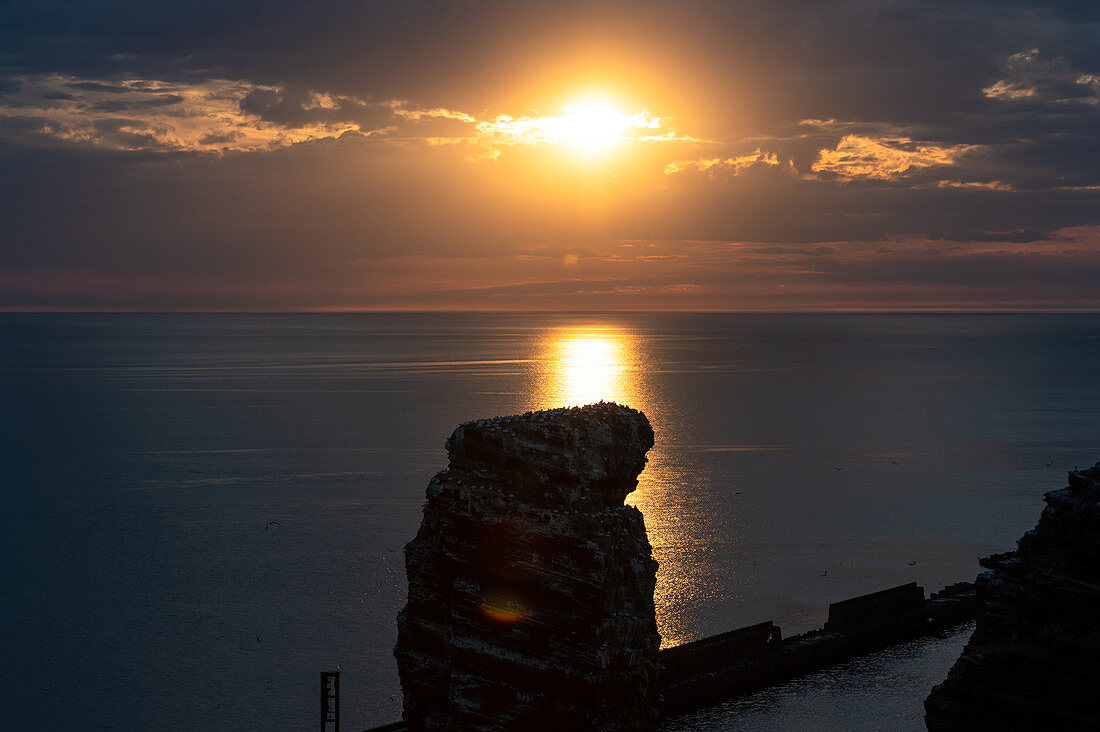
[265,521,281,530]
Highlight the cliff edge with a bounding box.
[925,463,1100,730]
[394,403,661,731]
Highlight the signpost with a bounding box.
[320,670,340,732]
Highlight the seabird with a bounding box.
[265,521,281,530]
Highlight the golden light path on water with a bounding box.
[530,325,699,647]
[537,327,634,408]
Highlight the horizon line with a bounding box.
[4,307,1100,315]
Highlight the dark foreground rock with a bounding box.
[924,463,1100,730]
[394,403,660,731]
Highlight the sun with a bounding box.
[475,95,664,157]
[537,96,640,155]
[556,97,632,153]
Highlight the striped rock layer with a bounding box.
[395,403,660,731]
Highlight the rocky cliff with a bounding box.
[394,403,661,731]
[924,463,1100,730]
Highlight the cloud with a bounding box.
[663,150,792,176]
[934,179,1016,191]
[0,75,370,152]
[935,229,1049,243]
[811,135,978,181]
[0,78,23,96]
[983,48,1100,105]
[237,85,399,132]
[9,229,1100,311]
[0,73,690,158]
[474,107,667,149]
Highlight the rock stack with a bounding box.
[925,463,1100,730]
[394,403,661,731]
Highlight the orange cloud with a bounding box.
[0,75,376,152]
[663,150,788,175]
[934,179,1016,191]
[811,135,976,180]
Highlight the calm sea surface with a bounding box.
[3,312,1098,730]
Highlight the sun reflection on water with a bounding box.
[530,325,704,647]
[535,326,638,409]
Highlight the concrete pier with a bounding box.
[659,581,976,716]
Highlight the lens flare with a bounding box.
[479,590,534,624]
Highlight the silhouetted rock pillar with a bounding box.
[925,463,1100,730]
[395,403,660,731]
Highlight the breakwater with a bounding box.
[659,581,976,717]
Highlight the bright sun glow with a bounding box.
[476,96,663,156]
[551,98,633,153]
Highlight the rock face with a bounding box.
[925,463,1100,730]
[394,403,661,731]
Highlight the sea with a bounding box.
[3,312,1098,731]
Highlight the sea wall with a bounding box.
[659,582,976,716]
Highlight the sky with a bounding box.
[1,0,1098,311]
